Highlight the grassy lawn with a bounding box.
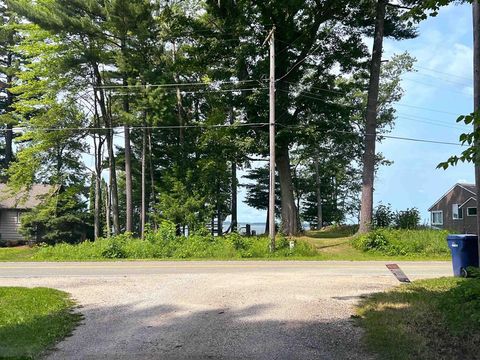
[0,287,82,359]
[355,277,480,360]
[0,246,38,261]
[0,226,451,261]
[301,227,450,261]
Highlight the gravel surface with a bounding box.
[0,262,451,359]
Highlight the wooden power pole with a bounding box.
[264,28,276,252]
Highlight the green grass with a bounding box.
[0,225,452,262]
[301,227,450,261]
[0,247,38,261]
[351,228,450,258]
[0,287,82,359]
[31,232,318,261]
[356,277,480,360]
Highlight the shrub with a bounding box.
[395,208,420,229]
[373,203,395,228]
[353,229,389,252]
[102,240,127,259]
[145,220,177,244]
[352,229,450,257]
[33,229,319,260]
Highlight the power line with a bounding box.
[414,65,473,82]
[277,124,464,147]
[111,87,268,96]
[276,43,323,82]
[11,122,270,133]
[94,79,259,90]
[402,77,472,97]
[12,121,466,153]
[281,87,464,116]
[398,116,467,130]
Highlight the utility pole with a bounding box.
[264,27,276,252]
[314,158,322,230]
[472,1,480,259]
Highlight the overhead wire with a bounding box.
[94,79,259,89]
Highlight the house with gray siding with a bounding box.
[0,184,52,244]
[428,183,477,234]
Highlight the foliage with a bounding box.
[372,203,420,229]
[373,203,396,228]
[438,113,480,169]
[395,208,421,229]
[0,287,81,359]
[32,230,318,260]
[19,186,92,245]
[352,228,450,256]
[356,277,480,359]
[1,0,418,239]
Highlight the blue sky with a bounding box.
[237,3,476,224]
[378,3,474,223]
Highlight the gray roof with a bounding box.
[0,184,53,209]
[428,183,477,211]
[459,183,476,195]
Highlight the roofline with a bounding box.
[428,183,476,211]
[459,197,477,208]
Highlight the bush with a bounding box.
[395,208,420,229]
[33,230,318,260]
[373,204,421,230]
[353,230,389,252]
[373,203,395,228]
[352,229,450,257]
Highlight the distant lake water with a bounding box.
[223,222,311,235]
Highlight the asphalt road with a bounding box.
[0,261,452,359]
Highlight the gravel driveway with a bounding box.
[0,261,451,359]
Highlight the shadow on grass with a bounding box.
[41,301,373,360]
[0,308,82,360]
[357,277,480,360]
[305,231,352,239]
[312,240,351,250]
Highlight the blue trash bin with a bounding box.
[446,234,479,277]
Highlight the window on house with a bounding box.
[468,207,478,216]
[432,211,443,225]
[452,204,463,220]
[16,211,21,224]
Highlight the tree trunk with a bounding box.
[93,132,102,240]
[4,53,13,169]
[315,158,323,230]
[148,129,157,230]
[92,87,103,240]
[231,161,237,232]
[94,174,101,240]
[124,107,133,233]
[276,145,299,235]
[106,126,120,235]
[105,183,111,238]
[358,0,386,234]
[92,63,120,235]
[229,108,237,232]
[217,180,222,236]
[173,42,184,146]
[4,124,12,167]
[265,206,269,235]
[141,114,147,239]
[473,2,480,257]
[121,38,133,234]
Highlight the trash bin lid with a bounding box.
[447,234,478,241]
